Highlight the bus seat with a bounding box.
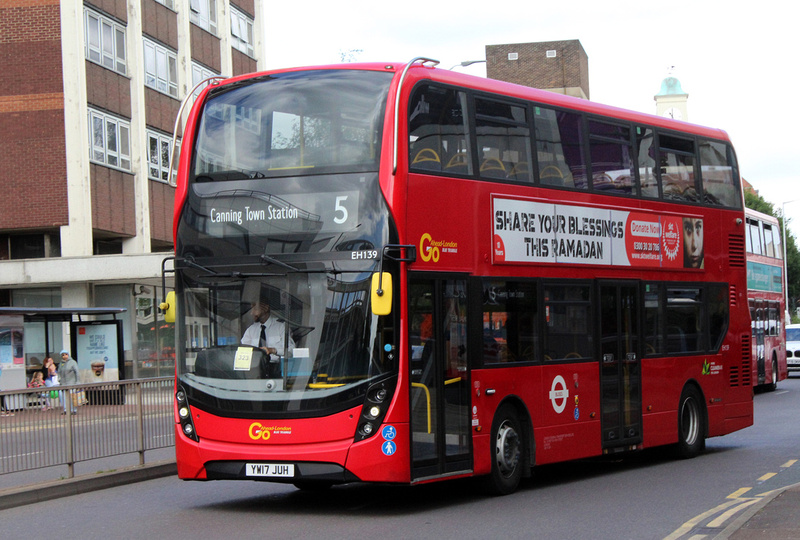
[540,164,565,186]
[412,148,441,171]
[445,152,469,172]
[509,162,531,182]
[480,158,506,178]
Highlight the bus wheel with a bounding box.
[485,405,524,495]
[768,358,778,391]
[677,386,705,459]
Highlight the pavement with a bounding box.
[719,482,800,539]
[0,461,798,539]
[0,460,177,511]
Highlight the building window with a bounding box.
[144,39,178,98]
[84,8,127,75]
[190,0,217,35]
[191,62,220,101]
[147,129,176,182]
[153,0,175,9]
[88,108,131,171]
[7,234,60,259]
[230,6,255,57]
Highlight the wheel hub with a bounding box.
[495,421,521,475]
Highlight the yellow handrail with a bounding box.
[411,382,431,434]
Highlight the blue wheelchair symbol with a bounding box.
[381,425,396,441]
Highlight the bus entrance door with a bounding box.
[408,277,472,481]
[599,282,643,450]
[751,300,766,385]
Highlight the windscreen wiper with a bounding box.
[260,253,300,272]
[178,256,284,279]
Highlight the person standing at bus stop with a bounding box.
[0,361,13,417]
[58,350,79,415]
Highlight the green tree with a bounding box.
[745,190,800,321]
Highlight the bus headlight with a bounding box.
[355,376,396,442]
[176,386,199,442]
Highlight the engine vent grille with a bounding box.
[729,234,746,268]
[730,333,752,387]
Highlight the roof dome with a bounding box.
[656,76,687,96]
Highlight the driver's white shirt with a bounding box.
[241,315,294,354]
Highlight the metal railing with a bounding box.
[0,378,174,478]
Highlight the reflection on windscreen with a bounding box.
[787,328,800,342]
[193,70,393,178]
[179,272,393,403]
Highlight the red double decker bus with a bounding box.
[745,208,787,390]
[163,58,752,494]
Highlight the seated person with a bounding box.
[242,299,295,360]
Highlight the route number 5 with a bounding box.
[334,196,349,224]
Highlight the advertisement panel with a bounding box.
[746,261,782,292]
[492,197,704,269]
[71,320,124,383]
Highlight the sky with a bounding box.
[261,0,800,239]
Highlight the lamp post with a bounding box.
[450,60,486,70]
[782,200,796,322]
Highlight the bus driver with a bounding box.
[242,300,295,359]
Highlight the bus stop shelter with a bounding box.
[0,307,126,392]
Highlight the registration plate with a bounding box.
[246,463,295,478]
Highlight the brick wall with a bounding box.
[231,0,255,16]
[149,179,175,244]
[86,61,132,118]
[91,164,136,236]
[191,24,221,73]
[0,0,68,231]
[486,40,590,100]
[232,49,257,77]
[144,87,180,134]
[86,0,127,22]
[142,0,178,50]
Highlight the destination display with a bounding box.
[492,197,704,269]
[202,190,360,234]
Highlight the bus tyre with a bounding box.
[768,358,778,391]
[484,405,524,495]
[677,386,705,459]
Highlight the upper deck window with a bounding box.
[475,98,531,182]
[698,140,740,208]
[409,85,472,175]
[534,107,587,189]
[588,120,636,196]
[193,70,393,180]
[658,134,699,203]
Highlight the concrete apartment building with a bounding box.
[0,0,263,384]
